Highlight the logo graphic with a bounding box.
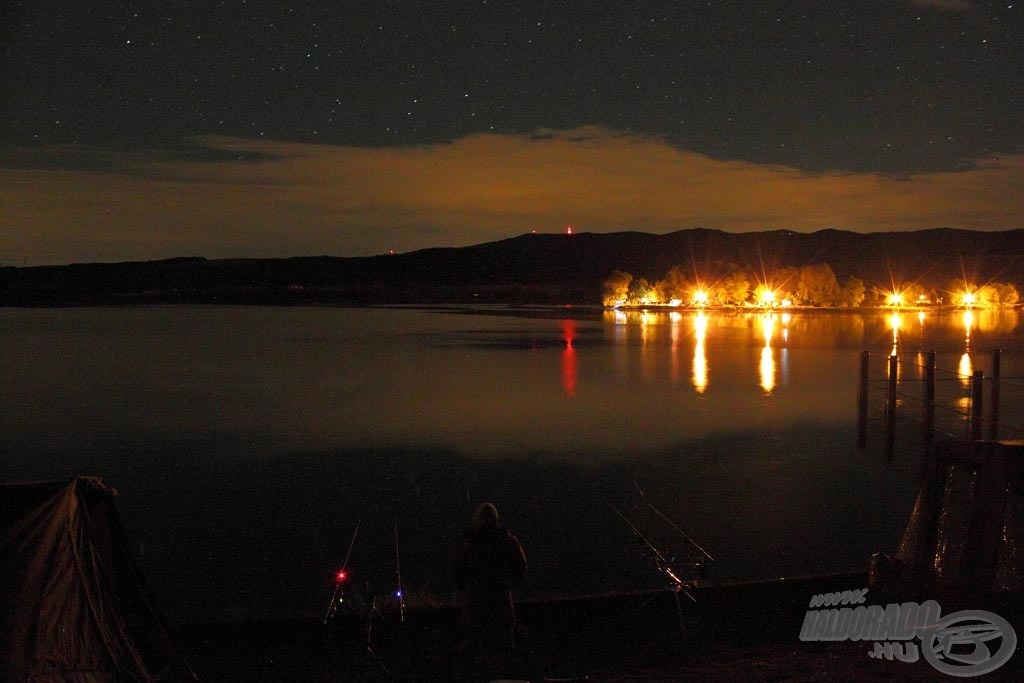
[920,610,1017,678]
[799,589,1017,677]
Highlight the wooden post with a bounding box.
[962,442,1010,604]
[970,370,984,442]
[886,353,898,463]
[857,351,870,451]
[922,350,936,474]
[988,349,1001,442]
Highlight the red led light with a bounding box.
[335,570,348,583]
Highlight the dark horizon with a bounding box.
[3,227,1023,308]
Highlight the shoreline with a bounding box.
[173,571,1024,681]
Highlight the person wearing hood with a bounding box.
[452,502,527,679]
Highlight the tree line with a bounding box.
[602,263,1020,308]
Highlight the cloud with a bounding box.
[1,126,1023,264]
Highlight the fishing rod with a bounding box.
[393,518,405,622]
[323,518,361,624]
[635,483,715,562]
[613,504,694,643]
[611,505,695,603]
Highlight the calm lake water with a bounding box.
[3,305,1023,622]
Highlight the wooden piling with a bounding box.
[988,349,1001,441]
[857,351,869,451]
[886,353,898,462]
[922,350,936,474]
[970,370,984,442]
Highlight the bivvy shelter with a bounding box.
[1,477,193,682]
[896,440,1024,604]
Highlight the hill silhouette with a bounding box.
[2,228,1023,306]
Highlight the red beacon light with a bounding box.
[335,569,348,583]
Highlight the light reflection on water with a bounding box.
[692,312,708,393]
[1,306,1021,463]
[881,307,1013,391]
[606,306,1020,400]
[2,306,1023,621]
[561,318,577,396]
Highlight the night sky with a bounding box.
[2,1,1022,264]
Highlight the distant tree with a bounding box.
[944,278,973,306]
[839,276,866,307]
[868,286,890,305]
[977,284,1000,307]
[773,267,801,303]
[994,282,1020,306]
[715,272,750,305]
[646,281,666,304]
[627,277,654,304]
[658,266,693,301]
[602,270,632,306]
[798,263,840,306]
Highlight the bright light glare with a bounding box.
[886,292,903,307]
[694,311,708,338]
[760,346,775,394]
[761,314,775,346]
[959,352,973,386]
[888,313,900,356]
[692,314,708,394]
[693,290,709,306]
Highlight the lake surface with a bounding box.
[3,305,1022,622]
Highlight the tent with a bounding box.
[895,440,1024,604]
[1,477,193,682]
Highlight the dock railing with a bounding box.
[857,348,1024,478]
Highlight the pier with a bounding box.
[857,348,1024,475]
[858,348,1024,608]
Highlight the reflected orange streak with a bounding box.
[693,312,708,393]
[760,346,775,394]
[562,319,577,397]
[759,314,775,394]
[959,352,973,388]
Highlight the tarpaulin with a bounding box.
[1,478,189,682]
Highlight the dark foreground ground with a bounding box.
[172,573,1024,682]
